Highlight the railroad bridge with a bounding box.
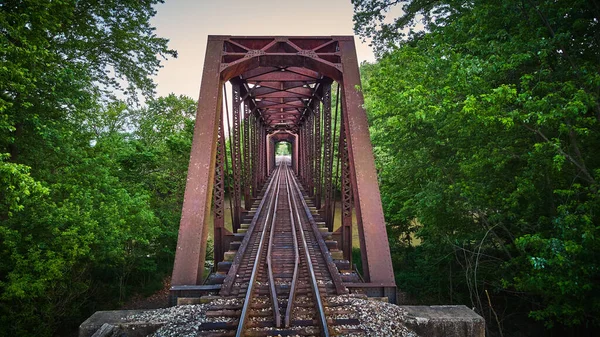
[80,35,486,337]
[171,35,396,335]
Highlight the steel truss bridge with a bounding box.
[170,36,397,336]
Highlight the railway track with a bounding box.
[236,161,330,336]
[199,159,362,336]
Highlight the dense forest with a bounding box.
[0,1,195,336]
[1,0,598,336]
[353,0,599,336]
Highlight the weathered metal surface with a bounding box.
[260,123,266,184]
[172,35,395,302]
[321,83,333,229]
[313,87,322,209]
[243,102,251,210]
[289,163,348,296]
[329,85,341,232]
[299,127,305,184]
[219,163,280,296]
[306,113,314,197]
[340,112,353,263]
[252,116,259,197]
[302,126,309,187]
[266,134,273,174]
[171,37,223,286]
[218,36,343,84]
[338,38,395,284]
[213,104,226,265]
[258,123,264,187]
[231,82,243,232]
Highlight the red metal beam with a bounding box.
[258,102,304,109]
[338,38,395,285]
[248,71,318,82]
[285,67,321,79]
[256,91,311,99]
[171,37,223,286]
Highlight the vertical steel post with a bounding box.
[302,124,310,186]
[271,138,276,170]
[311,114,316,197]
[255,119,259,188]
[340,112,353,263]
[259,124,265,185]
[293,136,299,174]
[252,117,258,196]
[171,37,223,286]
[259,122,263,186]
[339,37,395,284]
[213,106,226,265]
[266,134,273,173]
[307,114,314,196]
[243,104,251,210]
[322,83,333,230]
[302,126,307,184]
[299,127,304,183]
[231,83,242,232]
[249,113,254,197]
[313,96,322,209]
[291,137,295,173]
[263,125,267,180]
[272,138,276,168]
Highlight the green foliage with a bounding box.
[275,141,292,156]
[117,94,196,265]
[0,1,188,336]
[0,154,48,217]
[0,93,195,336]
[356,0,600,332]
[0,149,160,335]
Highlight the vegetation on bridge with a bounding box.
[354,0,599,335]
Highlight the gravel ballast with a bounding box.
[124,295,418,337]
[333,295,418,337]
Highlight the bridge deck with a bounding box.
[196,159,366,336]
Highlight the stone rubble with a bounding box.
[329,295,419,337]
[124,304,228,337]
[123,295,418,337]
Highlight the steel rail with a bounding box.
[221,154,281,296]
[266,163,282,327]
[236,164,283,337]
[282,162,300,328]
[286,164,331,337]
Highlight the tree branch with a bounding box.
[523,124,596,184]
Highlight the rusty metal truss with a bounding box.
[171,36,396,299]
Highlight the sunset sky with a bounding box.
[150,0,376,99]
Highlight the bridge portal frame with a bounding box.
[171,35,396,298]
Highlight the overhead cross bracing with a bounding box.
[235,66,322,132]
[169,36,397,334]
[224,37,341,133]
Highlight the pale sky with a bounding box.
[150,0,376,99]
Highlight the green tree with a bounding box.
[0,1,178,336]
[275,141,292,156]
[355,0,600,333]
[117,94,196,269]
[0,0,175,164]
